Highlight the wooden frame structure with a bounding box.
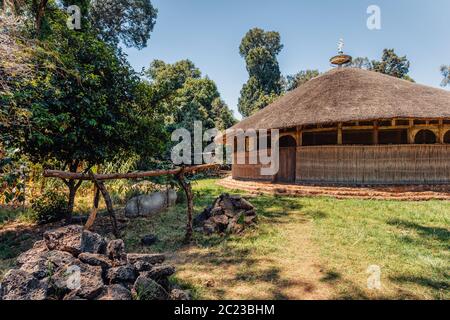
[231,118,450,185]
[44,164,219,240]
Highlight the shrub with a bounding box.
[31,191,68,225]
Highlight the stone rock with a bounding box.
[16,240,49,265]
[127,253,165,266]
[125,190,177,218]
[209,215,229,232]
[96,284,132,300]
[78,253,112,270]
[0,269,48,300]
[193,207,212,226]
[106,265,136,284]
[80,230,107,254]
[20,250,76,279]
[141,234,158,246]
[43,225,83,256]
[199,194,257,235]
[203,221,216,235]
[124,196,139,218]
[144,265,175,280]
[236,198,254,210]
[133,275,167,300]
[244,215,258,225]
[133,261,154,272]
[169,288,190,300]
[106,239,126,263]
[51,261,104,299]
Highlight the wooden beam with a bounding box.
[44,164,220,181]
[373,121,379,145]
[337,123,342,145]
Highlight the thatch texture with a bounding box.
[231,68,450,131]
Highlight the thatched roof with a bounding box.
[231,68,450,131]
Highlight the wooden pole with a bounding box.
[84,186,100,231]
[44,164,219,181]
[88,171,119,238]
[176,168,194,243]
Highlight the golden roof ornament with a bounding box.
[330,38,352,67]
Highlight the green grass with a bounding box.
[1,178,449,299]
[120,179,449,299]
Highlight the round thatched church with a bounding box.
[228,67,450,185]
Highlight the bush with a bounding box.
[31,191,68,225]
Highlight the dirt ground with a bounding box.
[218,176,450,201]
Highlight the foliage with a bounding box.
[238,28,283,117]
[351,49,414,82]
[145,59,236,137]
[285,70,320,91]
[89,0,158,49]
[0,147,28,206]
[1,1,165,216]
[349,57,372,70]
[440,65,450,87]
[31,190,68,224]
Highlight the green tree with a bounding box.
[371,49,413,81]
[285,70,320,91]
[145,60,236,132]
[1,2,165,218]
[350,50,414,82]
[238,28,283,117]
[349,57,372,70]
[440,65,450,87]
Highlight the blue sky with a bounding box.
[124,0,450,120]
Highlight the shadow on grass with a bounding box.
[389,275,449,291]
[387,219,450,243]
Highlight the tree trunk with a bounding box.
[176,169,193,243]
[35,0,48,35]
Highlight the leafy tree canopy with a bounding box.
[145,59,236,132]
[285,70,320,91]
[238,28,283,117]
[440,65,450,87]
[351,49,414,82]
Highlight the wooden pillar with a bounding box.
[373,121,379,145]
[337,123,342,145]
[438,119,444,144]
[407,119,415,144]
[296,126,302,146]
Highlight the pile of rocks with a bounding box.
[195,194,257,235]
[0,225,189,300]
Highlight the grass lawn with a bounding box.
[1,178,449,299]
[118,178,449,300]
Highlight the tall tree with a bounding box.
[440,65,450,87]
[285,70,320,91]
[238,28,283,117]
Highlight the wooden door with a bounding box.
[277,147,296,183]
